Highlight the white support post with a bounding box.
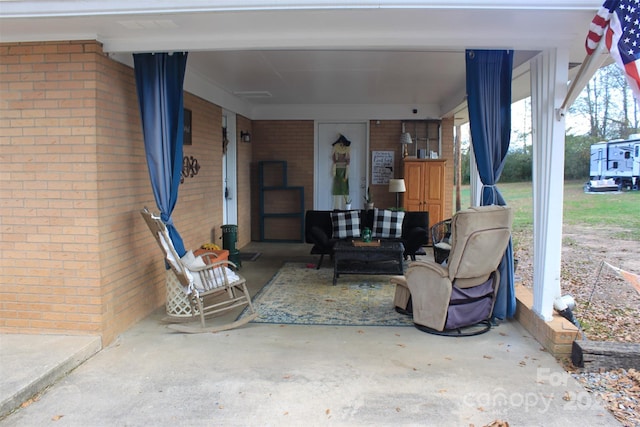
[529,49,568,321]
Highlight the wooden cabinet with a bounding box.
[403,159,446,229]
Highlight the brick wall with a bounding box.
[251,119,454,239]
[175,93,224,251]
[1,41,109,338]
[251,120,314,241]
[0,41,226,344]
[368,120,405,208]
[1,39,455,342]
[369,119,453,215]
[236,115,253,248]
[94,43,160,342]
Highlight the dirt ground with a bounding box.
[513,225,640,342]
[513,225,640,426]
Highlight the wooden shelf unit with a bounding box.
[258,161,305,242]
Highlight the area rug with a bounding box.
[237,262,413,326]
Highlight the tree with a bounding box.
[459,64,639,186]
[569,64,640,140]
[564,135,594,180]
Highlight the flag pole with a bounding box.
[556,38,608,120]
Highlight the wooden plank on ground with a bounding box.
[572,340,640,371]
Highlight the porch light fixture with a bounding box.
[388,178,406,209]
[240,131,251,143]
[400,123,412,158]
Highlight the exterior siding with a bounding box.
[0,41,228,344]
[1,41,108,337]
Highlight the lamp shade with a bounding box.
[388,178,406,193]
[399,132,413,145]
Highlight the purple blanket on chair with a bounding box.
[444,276,495,330]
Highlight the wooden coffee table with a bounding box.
[332,240,404,285]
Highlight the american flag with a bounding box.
[586,0,640,102]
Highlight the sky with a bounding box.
[459,97,594,151]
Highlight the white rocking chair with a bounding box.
[141,207,257,333]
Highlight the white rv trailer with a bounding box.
[588,135,640,191]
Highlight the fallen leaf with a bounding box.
[20,396,39,408]
[51,415,64,421]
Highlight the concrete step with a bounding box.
[0,334,101,419]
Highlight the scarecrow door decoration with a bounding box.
[332,134,351,209]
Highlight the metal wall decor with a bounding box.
[181,155,200,183]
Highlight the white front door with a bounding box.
[315,122,368,210]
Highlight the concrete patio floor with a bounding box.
[0,242,620,426]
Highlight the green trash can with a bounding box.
[221,224,241,267]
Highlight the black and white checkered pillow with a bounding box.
[331,210,361,239]
[372,208,405,238]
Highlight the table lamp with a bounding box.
[388,178,406,209]
[399,123,413,158]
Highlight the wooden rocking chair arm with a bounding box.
[187,260,246,291]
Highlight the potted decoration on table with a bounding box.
[363,187,374,210]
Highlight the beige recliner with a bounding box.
[392,205,513,335]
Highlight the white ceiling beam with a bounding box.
[0,1,602,18]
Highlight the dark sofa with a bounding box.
[305,209,429,268]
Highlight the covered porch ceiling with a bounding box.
[0,1,603,121]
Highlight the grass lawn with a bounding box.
[456,180,640,240]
